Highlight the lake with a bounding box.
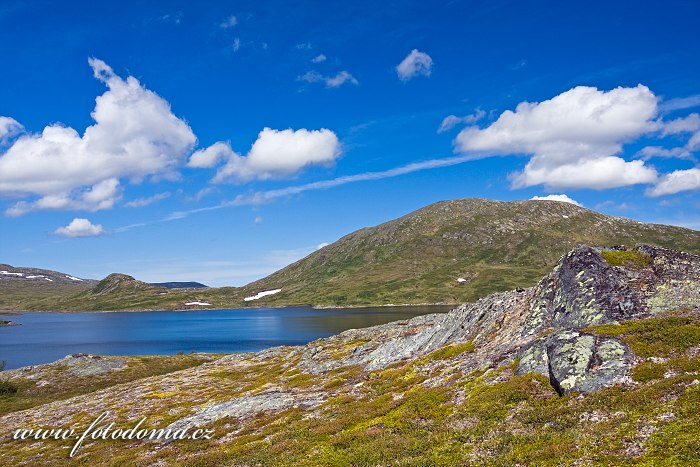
[0,306,452,369]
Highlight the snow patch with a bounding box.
[185,301,211,306]
[25,275,46,279]
[562,215,569,219]
[66,275,83,281]
[244,288,282,301]
[457,277,467,283]
[1,271,24,277]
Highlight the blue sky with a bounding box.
[1,0,699,286]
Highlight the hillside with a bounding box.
[1,244,699,465]
[237,198,700,307]
[150,281,209,289]
[4,198,700,311]
[0,265,95,311]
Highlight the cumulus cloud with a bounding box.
[311,54,326,63]
[54,218,106,238]
[298,70,358,88]
[0,58,196,216]
[530,194,582,206]
[647,168,700,196]
[438,110,486,133]
[124,192,171,208]
[396,49,433,81]
[512,157,657,190]
[7,178,122,217]
[187,141,235,168]
[454,85,659,189]
[203,128,341,183]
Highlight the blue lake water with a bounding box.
[0,306,451,369]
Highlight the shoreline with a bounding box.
[0,302,456,315]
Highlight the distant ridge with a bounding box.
[150,282,209,289]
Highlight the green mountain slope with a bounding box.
[237,198,700,307]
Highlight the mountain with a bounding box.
[3,198,700,311]
[2,244,699,465]
[52,273,217,311]
[150,281,209,289]
[237,198,700,307]
[0,264,95,311]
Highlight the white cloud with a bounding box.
[661,113,700,136]
[0,58,196,216]
[638,146,693,160]
[396,49,433,81]
[659,94,700,113]
[187,141,235,168]
[135,153,480,224]
[232,37,241,51]
[438,110,486,133]
[640,113,700,162]
[455,85,659,189]
[212,127,341,182]
[311,54,326,63]
[224,153,475,206]
[7,178,122,217]
[298,70,358,88]
[124,192,171,208]
[254,216,263,224]
[295,43,312,50]
[54,218,106,238]
[530,194,582,206]
[0,117,23,144]
[159,12,183,25]
[512,157,657,190]
[220,15,237,28]
[648,168,700,196]
[316,242,329,250]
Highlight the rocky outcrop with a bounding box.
[297,244,699,395]
[165,390,326,435]
[59,354,127,377]
[517,244,699,393]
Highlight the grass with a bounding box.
[0,354,213,416]
[587,313,700,357]
[601,250,652,269]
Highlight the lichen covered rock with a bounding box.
[517,330,632,394]
[516,244,699,392]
